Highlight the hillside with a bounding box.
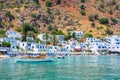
[0,0,120,39]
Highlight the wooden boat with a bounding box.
[15,53,53,62]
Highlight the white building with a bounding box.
[19,42,46,52]
[4,38,20,50]
[86,38,101,43]
[104,35,120,51]
[72,31,84,39]
[37,33,51,43]
[89,41,108,51]
[56,35,64,41]
[6,30,22,38]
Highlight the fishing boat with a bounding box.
[15,53,53,62]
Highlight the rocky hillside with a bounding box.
[0,0,120,38]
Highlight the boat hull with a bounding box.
[15,58,53,62]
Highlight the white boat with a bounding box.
[56,54,65,59]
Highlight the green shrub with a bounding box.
[46,1,52,7]
[94,14,99,19]
[6,11,14,19]
[84,33,93,38]
[33,0,39,5]
[0,30,6,37]
[31,13,36,18]
[115,5,119,10]
[56,0,61,4]
[91,22,95,27]
[111,0,116,5]
[81,0,85,3]
[99,4,105,9]
[109,10,113,14]
[88,15,94,21]
[15,28,22,32]
[56,30,64,35]
[2,42,11,47]
[97,26,104,30]
[80,11,86,16]
[105,28,113,35]
[110,18,118,24]
[89,30,93,32]
[99,18,109,24]
[80,5,85,10]
[64,33,72,40]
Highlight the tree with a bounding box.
[91,22,95,28]
[72,32,76,39]
[80,11,86,16]
[22,22,38,41]
[105,28,113,35]
[2,42,11,47]
[52,35,57,46]
[99,18,109,24]
[47,25,53,31]
[84,34,93,38]
[33,0,39,5]
[80,5,85,10]
[56,0,61,4]
[94,14,99,20]
[65,33,72,40]
[57,30,64,35]
[110,18,118,24]
[46,1,52,7]
[6,11,15,21]
[109,10,113,14]
[27,31,35,37]
[88,15,94,21]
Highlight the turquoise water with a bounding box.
[0,55,120,80]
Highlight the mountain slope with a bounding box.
[0,0,120,38]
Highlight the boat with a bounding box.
[57,55,65,59]
[15,57,53,62]
[56,53,65,59]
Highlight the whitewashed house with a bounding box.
[27,37,35,42]
[72,31,84,39]
[6,30,22,38]
[37,33,51,43]
[56,35,64,41]
[4,38,20,51]
[86,38,101,43]
[19,42,46,52]
[0,38,4,42]
[104,35,120,51]
[79,42,87,50]
[89,41,108,51]
[47,46,60,53]
[56,35,67,46]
